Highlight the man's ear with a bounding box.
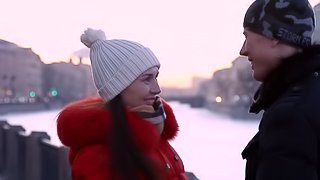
[271,39,280,48]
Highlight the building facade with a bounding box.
[0,40,97,105]
[43,58,96,104]
[0,40,43,103]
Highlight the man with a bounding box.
[240,0,320,179]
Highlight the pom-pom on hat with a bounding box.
[80,28,160,101]
[243,0,315,48]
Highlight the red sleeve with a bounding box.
[70,144,112,180]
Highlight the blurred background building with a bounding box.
[0,40,43,104]
[43,57,96,104]
[0,41,97,106]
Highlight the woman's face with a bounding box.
[121,67,161,108]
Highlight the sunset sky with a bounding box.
[1,0,319,87]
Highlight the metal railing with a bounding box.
[0,120,71,180]
[0,120,199,180]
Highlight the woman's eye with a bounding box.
[143,78,151,83]
[141,74,157,84]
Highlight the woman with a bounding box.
[57,28,187,180]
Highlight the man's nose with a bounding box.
[240,40,248,56]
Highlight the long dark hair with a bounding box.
[107,95,159,180]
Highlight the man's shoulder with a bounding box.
[264,74,320,124]
[275,72,320,109]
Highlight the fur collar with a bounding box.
[57,97,179,152]
[250,48,320,113]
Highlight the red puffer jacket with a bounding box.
[57,97,187,180]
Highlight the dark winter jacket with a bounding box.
[57,97,187,180]
[242,47,320,180]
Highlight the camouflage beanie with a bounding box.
[244,0,315,47]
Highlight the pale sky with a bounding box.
[1,0,319,87]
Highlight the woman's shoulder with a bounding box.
[61,96,104,109]
[57,97,112,148]
[58,97,109,123]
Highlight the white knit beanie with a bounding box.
[80,28,160,101]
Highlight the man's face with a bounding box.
[240,29,282,81]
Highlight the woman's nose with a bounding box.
[151,81,161,94]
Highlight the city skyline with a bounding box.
[1,0,319,87]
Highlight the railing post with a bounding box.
[58,146,71,180]
[0,121,73,180]
[0,121,9,176]
[5,125,25,180]
[25,132,50,180]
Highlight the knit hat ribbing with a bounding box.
[80,28,160,101]
[244,0,315,48]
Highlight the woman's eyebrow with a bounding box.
[140,73,153,78]
[141,71,159,77]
